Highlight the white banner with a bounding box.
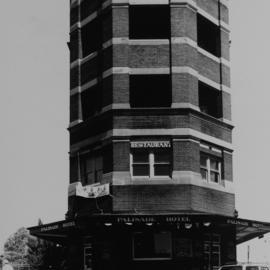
[68,182,110,198]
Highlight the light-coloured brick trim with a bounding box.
[71,0,230,31]
[70,128,233,153]
[69,119,83,128]
[171,103,200,111]
[70,65,231,95]
[70,36,230,69]
[81,11,98,27]
[130,0,169,4]
[171,171,234,194]
[102,103,131,113]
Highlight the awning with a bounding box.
[28,213,270,245]
[28,220,77,243]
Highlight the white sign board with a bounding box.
[68,182,110,198]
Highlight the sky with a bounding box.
[0,0,270,262]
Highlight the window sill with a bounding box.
[131,177,172,183]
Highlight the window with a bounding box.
[80,154,102,185]
[133,231,172,260]
[203,234,221,270]
[131,148,171,178]
[84,237,92,270]
[81,18,102,57]
[197,14,221,57]
[130,75,172,108]
[81,85,102,120]
[129,5,170,39]
[200,154,221,184]
[199,82,222,118]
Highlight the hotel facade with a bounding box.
[29,0,270,269]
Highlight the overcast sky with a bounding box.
[0,0,270,262]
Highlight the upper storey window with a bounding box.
[197,14,221,57]
[199,82,222,119]
[130,141,172,178]
[81,18,102,57]
[130,75,171,108]
[129,5,170,39]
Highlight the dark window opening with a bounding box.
[133,231,172,259]
[129,5,170,39]
[81,84,102,120]
[199,82,222,118]
[80,153,102,185]
[130,75,171,108]
[197,14,221,57]
[81,18,102,57]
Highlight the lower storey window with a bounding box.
[133,231,172,260]
[200,154,221,184]
[203,234,221,270]
[80,153,103,185]
[131,148,171,178]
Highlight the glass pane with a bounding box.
[86,172,95,184]
[201,168,208,180]
[212,253,220,266]
[210,171,219,183]
[212,245,220,253]
[210,159,219,170]
[96,170,103,182]
[154,232,172,258]
[154,164,170,176]
[133,164,149,176]
[133,232,171,259]
[133,232,154,258]
[133,151,149,163]
[155,151,170,163]
[220,267,242,270]
[246,267,259,270]
[200,155,207,167]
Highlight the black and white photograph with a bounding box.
[1,0,270,269]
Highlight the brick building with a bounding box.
[29,0,270,270]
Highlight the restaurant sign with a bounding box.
[131,141,171,148]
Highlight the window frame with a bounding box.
[130,146,172,179]
[200,153,222,185]
[80,153,103,185]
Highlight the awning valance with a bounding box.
[28,213,270,244]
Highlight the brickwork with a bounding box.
[221,64,231,87]
[112,185,235,216]
[68,0,235,216]
[129,45,170,68]
[112,74,129,104]
[171,6,197,41]
[69,110,233,146]
[70,65,79,89]
[70,93,80,122]
[198,52,220,84]
[222,91,232,121]
[220,3,229,24]
[113,141,130,171]
[173,140,200,172]
[221,29,230,60]
[112,6,128,37]
[172,44,198,69]
[197,0,219,20]
[172,73,199,106]
[223,151,233,181]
